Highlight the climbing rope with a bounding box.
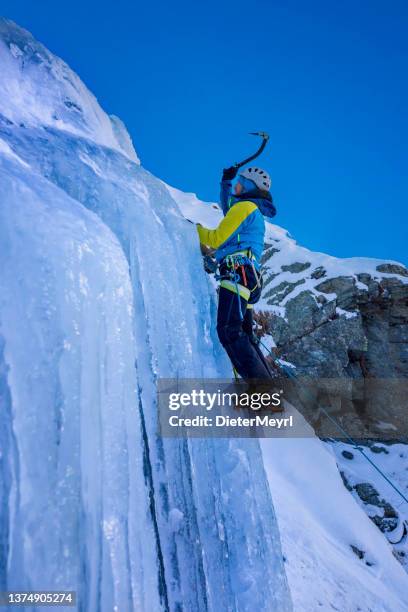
[258,338,408,507]
[232,271,243,320]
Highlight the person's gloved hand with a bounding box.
[222,166,238,181]
[203,255,218,275]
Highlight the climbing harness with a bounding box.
[216,251,263,321]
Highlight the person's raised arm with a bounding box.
[197,200,252,250]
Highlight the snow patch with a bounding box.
[336,306,358,319]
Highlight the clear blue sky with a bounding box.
[3,0,408,264]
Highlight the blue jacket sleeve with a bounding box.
[220,179,232,216]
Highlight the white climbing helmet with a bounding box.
[239,166,271,191]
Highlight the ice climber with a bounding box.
[197,165,276,380]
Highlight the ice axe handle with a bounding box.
[234,132,270,169]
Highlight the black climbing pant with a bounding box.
[216,285,273,380]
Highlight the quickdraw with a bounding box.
[216,254,262,284]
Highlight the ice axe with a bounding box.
[234,131,270,169]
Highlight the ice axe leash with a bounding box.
[234,131,270,169]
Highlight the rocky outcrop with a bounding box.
[260,274,408,379]
[255,226,408,432]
